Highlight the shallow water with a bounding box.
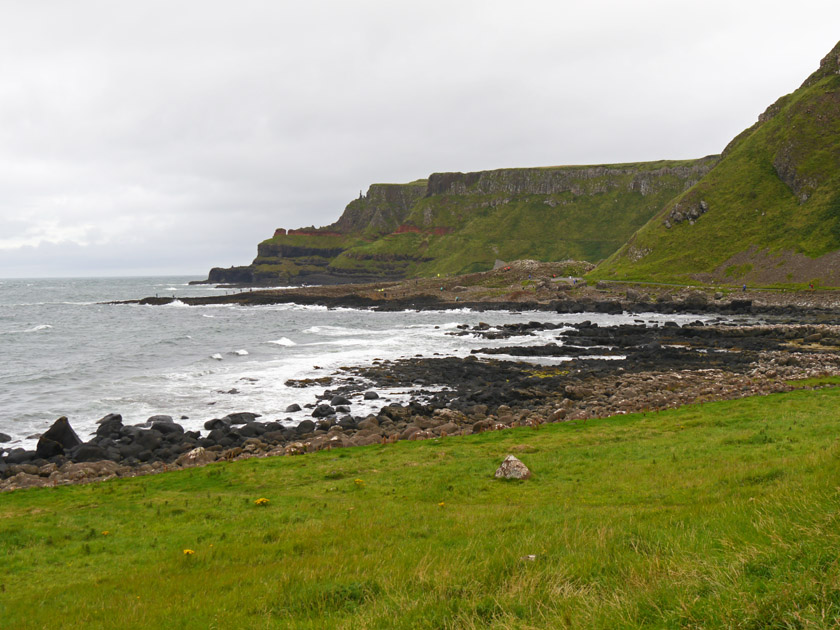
[0,277,721,450]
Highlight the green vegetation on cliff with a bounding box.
[234,158,716,285]
[5,386,840,628]
[594,40,840,286]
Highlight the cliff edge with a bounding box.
[200,158,717,285]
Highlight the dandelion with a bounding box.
[101,531,110,536]
[354,479,365,486]
[254,497,270,507]
[183,549,195,556]
[438,502,445,508]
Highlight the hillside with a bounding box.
[201,159,717,285]
[594,40,840,286]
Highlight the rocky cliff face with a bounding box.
[426,161,716,197]
[199,157,719,285]
[327,182,427,235]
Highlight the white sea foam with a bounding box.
[210,353,224,360]
[267,337,296,346]
[302,325,358,336]
[234,349,249,356]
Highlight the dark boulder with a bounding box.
[262,430,287,444]
[312,404,336,419]
[296,420,316,435]
[379,404,408,422]
[151,420,185,435]
[36,438,64,459]
[204,418,229,431]
[96,414,123,437]
[39,416,82,450]
[728,299,752,313]
[337,416,357,429]
[74,444,110,462]
[330,395,351,406]
[118,443,143,459]
[237,422,267,438]
[96,413,122,425]
[285,403,302,413]
[147,414,174,424]
[126,428,163,452]
[5,448,36,465]
[207,428,229,443]
[0,432,12,443]
[363,391,380,400]
[223,412,261,425]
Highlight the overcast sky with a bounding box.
[1,1,839,278]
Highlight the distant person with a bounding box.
[742,284,747,292]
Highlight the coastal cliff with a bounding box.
[201,158,717,285]
[596,39,840,286]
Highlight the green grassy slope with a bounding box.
[594,40,840,285]
[4,385,840,628]
[322,159,716,278]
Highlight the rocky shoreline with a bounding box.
[4,303,840,492]
[120,260,840,322]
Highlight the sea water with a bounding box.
[0,276,718,450]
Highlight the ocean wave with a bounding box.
[267,337,296,346]
[302,325,359,336]
[0,324,53,335]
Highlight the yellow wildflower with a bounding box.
[254,498,270,506]
[183,549,195,555]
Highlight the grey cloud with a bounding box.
[1,1,839,276]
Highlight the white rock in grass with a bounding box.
[494,455,531,480]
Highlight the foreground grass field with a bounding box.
[3,386,840,629]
